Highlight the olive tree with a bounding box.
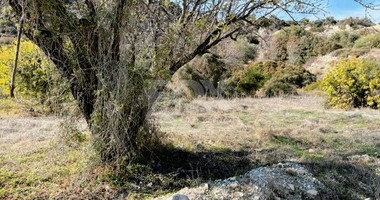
[7,0,327,164]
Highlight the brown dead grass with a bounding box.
[154,94,380,172]
[0,93,379,199]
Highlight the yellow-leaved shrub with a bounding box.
[0,40,72,114]
[0,40,51,97]
[321,58,380,109]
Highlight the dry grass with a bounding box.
[0,93,379,199]
[154,94,380,172]
[0,116,117,199]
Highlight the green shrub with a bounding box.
[272,67,316,88]
[236,38,257,62]
[272,25,310,62]
[314,31,360,55]
[272,25,332,65]
[353,33,380,48]
[232,66,268,95]
[338,17,374,29]
[260,66,316,97]
[251,60,288,75]
[321,58,380,109]
[229,61,316,97]
[292,35,322,65]
[329,31,360,48]
[261,79,297,97]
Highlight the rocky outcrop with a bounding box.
[155,163,338,200]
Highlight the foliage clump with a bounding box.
[325,31,360,50]
[0,40,71,113]
[232,66,268,95]
[0,5,17,36]
[270,25,329,65]
[226,61,316,97]
[321,58,380,109]
[337,17,374,29]
[353,33,380,48]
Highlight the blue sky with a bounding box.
[326,0,380,22]
[274,0,380,23]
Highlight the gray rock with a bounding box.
[171,194,189,200]
[306,189,318,196]
[155,162,336,200]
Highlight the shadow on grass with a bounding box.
[149,145,255,179]
[107,144,257,194]
[303,161,380,200]
[107,142,379,199]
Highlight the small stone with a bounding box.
[147,182,153,188]
[288,184,295,190]
[307,189,318,196]
[172,194,190,200]
[229,182,238,189]
[202,183,209,190]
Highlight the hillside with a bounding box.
[167,17,380,99]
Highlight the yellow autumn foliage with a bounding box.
[321,58,380,109]
[0,40,52,98]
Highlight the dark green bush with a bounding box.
[260,66,316,97]
[272,67,317,88]
[233,67,268,95]
[228,61,316,97]
[317,31,361,53]
[262,79,297,97]
[292,35,321,65]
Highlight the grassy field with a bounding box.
[0,93,379,199]
[155,94,379,166]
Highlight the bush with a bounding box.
[271,25,331,65]
[228,61,316,97]
[272,25,309,62]
[261,79,297,97]
[0,40,49,97]
[353,33,380,48]
[232,66,268,95]
[251,60,288,75]
[321,58,380,109]
[260,66,316,97]
[338,17,374,29]
[0,40,72,113]
[272,66,316,88]
[291,35,322,65]
[329,31,360,48]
